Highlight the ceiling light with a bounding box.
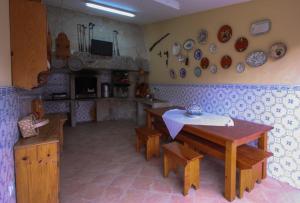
[153,0,180,10]
[85,2,135,18]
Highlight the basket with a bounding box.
[18,114,49,138]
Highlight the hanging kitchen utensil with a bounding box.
[77,24,81,51]
[217,25,232,43]
[246,50,268,67]
[194,48,202,60]
[221,55,232,69]
[172,42,181,56]
[55,32,70,60]
[149,33,170,52]
[88,22,95,53]
[113,30,120,56]
[68,55,83,71]
[200,57,210,69]
[197,29,208,44]
[269,42,287,60]
[164,51,169,66]
[158,51,162,57]
[183,39,195,50]
[169,69,176,79]
[82,25,87,52]
[235,37,248,52]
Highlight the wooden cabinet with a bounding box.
[10,0,48,89]
[14,115,67,203]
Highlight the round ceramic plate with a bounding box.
[235,37,248,52]
[221,55,232,69]
[194,48,202,60]
[246,50,268,67]
[177,54,186,62]
[197,29,208,44]
[200,57,210,69]
[172,42,181,56]
[194,66,202,77]
[209,64,218,74]
[218,25,232,43]
[183,39,195,50]
[169,69,176,79]
[208,43,217,54]
[179,68,187,78]
[236,62,245,73]
[270,42,287,59]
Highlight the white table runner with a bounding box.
[162,109,234,139]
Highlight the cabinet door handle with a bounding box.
[22,157,28,161]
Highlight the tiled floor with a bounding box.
[60,121,300,203]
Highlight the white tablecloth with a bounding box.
[162,109,234,139]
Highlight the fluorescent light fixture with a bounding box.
[153,0,180,10]
[85,2,135,17]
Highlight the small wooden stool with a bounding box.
[163,142,203,195]
[135,127,161,160]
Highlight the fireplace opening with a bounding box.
[75,76,97,99]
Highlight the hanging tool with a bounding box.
[81,24,87,52]
[113,30,120,56]
[149,33,170,52]
[164,51,169,66]
[157,51,162,57]
[88,22,95,53]
[77,24,81,51]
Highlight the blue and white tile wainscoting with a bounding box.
[151,83,300,189]
[0,87,34,203]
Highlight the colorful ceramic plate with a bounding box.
[250,19,271,36]
[218,25,232,43]
[169,69,176,79]
[194,48,202,60]
[194,66,202,77]
[172,42,181,56]
[236,62,245,73]
[221,55,232,69]
[200,57,210,69]
[235,37,248,52]
[208,43,217,54]
[179,68,187,78]
[197,29,208,44]
[246,50,268,67]
[270,42,287,60]
[209,64,218,74]
[183,39,195,50]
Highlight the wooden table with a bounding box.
[145,107,273,201]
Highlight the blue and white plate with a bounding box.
[194,66,202,77]
[194,49,202,60]
[179,68,187,78]
[246,50,267,67]
[183,39,195,50]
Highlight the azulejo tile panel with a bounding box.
[151,83,300,189]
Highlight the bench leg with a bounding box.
[191,159,200,190]
[163,153,169,177]
[239,169,252,199]
[183,163,191,196]
[154,136,160,157]
[146,138,152,160]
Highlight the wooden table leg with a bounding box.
[224,141,237,202]
[258,132,268,179]
[146,112,153,129]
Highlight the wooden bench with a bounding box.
[163,142,204,195]
[175,132,273,198]
[135,127,161,160]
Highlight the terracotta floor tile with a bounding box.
[60,121,300,203]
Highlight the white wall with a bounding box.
[0,0,11,86]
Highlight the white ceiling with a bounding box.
[44,0,251,25]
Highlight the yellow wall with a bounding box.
[143,0,300,85]
[0,0,11,86]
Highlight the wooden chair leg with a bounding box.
[163,153,170,177]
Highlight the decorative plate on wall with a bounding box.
[217,25,232,43]
[209,64,218,74]
[183,39,195,50]
[177,54,186,62]
[197,29,208,44]
[194,66,202,77]
[270,42,287,60]
[179,68,187,78]
[235,37,248,52]
[208,43,217,54]
[200,57,210,69]
[236,62,246,73]
[250,19,271,36]
[246,50,268,67]
[169,69,176,79]
[221,55,232,69]
[194,48,202,60]
[172,42,181,56]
